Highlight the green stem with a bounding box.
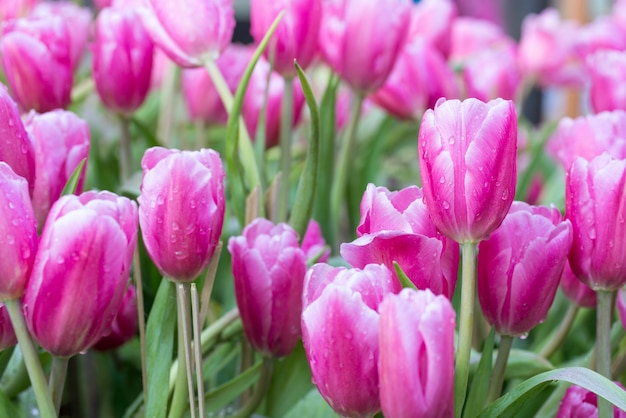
[48,356,70,415]
[168,289,191,418]
[132,245,148,402]
[329,92,364,251]
[596,290,614,418]
[190,285,205,418]
[5,298,57,418]
[454,242,477,418]
[276,76,294,223]
[486,335,514,403]
[228,357,274,418]
[538,304,578,359]
[118,115,133,182]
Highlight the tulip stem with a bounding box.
[198,242,223,329]
[118,115,133,182]
[538,304,578,359]
[190,285,205,418]
[486,335,514,404]
[178,284,196,418]
[454,242,477,418]
[596,290,614,418]
[48,356,70,415]
[229,357,274,418]
[276,76,294,223]
[133,245,148,401]
[329,92,364,251]
[5,298,57,418]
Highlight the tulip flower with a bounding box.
[228,218,307,357]
[0,83,35,194]
[93,285,138,351]
[560,261,596,309]
[557,383,626,418]
[477,202,573,336]
[462,41,520,102]
[318,0,411,93]
[250,0,321,77]
[586,50,626,113]
[0,303,17,350]
[418,98,517,244]
[0,0,37,23]
[378,289,455,418]
[25,110,90,228]
[574,17,626,64]
[566,154,626,291]
[302,263,394,417]
[301,219,330,264]
[0,16,73,112]
[449,17,509,64]
[138,147,225,282]
[93,7,154,115]
[23,191,137,357]
[138,0,234,67]
[341,184,459,297]
[407,0,456,57]
[0,162,38,301]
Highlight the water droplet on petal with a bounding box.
[587,228,596,239]
[442,201,450,210]
[439,176,446,184]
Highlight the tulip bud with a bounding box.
[250,0,321,77]
[556,383,626,418]
[586,50,626,113]
[228,218,307,357]
[560,260,596,308]
[378,289,455,418]
[138,0,234,67]
[462,41,520,102]
[449,17,508,64]
[477,202,572,336]
[93,285,138,351]
[23,191,137,357]
[301,220,330,264]
[408,0,457,57]
[138,147,225,282]
[302,263,395,417]
[93,7,154,115]
[0,16,73,112]
[25,110,90,228]
[566,154,626,291]
[0,162,38,301]
[574,17,626,64]
[419,98,517,244]
[0,303,17,350]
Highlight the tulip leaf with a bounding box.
[60,158,86,196]
[282,388,336,418]
[0,387,19,418]
[393,261,416,290]
[477,367,626,417]
[464,328,495,418]
[204,360,261,412]
[289,61,320,239]
[144,279,177,418]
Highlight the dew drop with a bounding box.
[501,190,509,201]
[6,235,14,245]
[156,195,165,205]
[21,246,30,259]
[442,201,450,210]
[519,332,529,340]
[448,135,456,145]
[170,234,178,244]
[587,228,596,239]
[439,176,446,184]
[172,222,180,231]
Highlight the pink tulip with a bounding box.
[250,0,321,77]
[560,260,596,309]
[574,17,626,64]
[301,219,330,264]
[318,0,411,93]
[25,110,90,228]
[557,383,626,418]
[0,162,37,300]
[93,6,154,115]
[378,289,455,418]
[0,303,17,350]
[407,0,457,57]
[23,191,137,357]
[0,0,37,23]
[0,16,73,112]
[462,41,520,102]
[93,285,138,351]
[302,263,394,417]
[449,17,509,64]
[477,202,572,336]
[586,50,626,113]
[228,218,307,357]
[93,0,112,10]
[566,154,626,291]
[138,147,225,282]
[418,98,517,243]
[0,83,35,194]
[138,0,234,67]
[341,184,459,297]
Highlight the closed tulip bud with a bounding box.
[228,218,307,357]
[566,154,626,291]
[419,98,517,244]
[302,263,395,417]
[25,110,90,228]
[138,147,225,282]
[575,17,626,63]
[408,0,456,57]
[478,202,572,336]
[379,289,455,418]
[0,162,38,301]
[341,184,459,297]
[301,219,330,264]
[0,83,35,194]
[557,383,626,418]
[138,0,234,67]
[587,50,626,113]
[93,285,138,351]
[0,16,73,112]
[449,17,509,64]
[23,191,137,357]
[93,7,154,115]
[463,41,520,102]
[319,0,411,93]
[560,260,596,308]
[0,303,16,350]
[251,0,321,78]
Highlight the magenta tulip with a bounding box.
[477,202,572,336]
[93,285,138,351]
[418,98,517,243]
[378,289,455,418]
[341,184,459,297]
[574,17,626,64]
[560,260,596,309]
[462,41,520,102]
[0,162,37,301]
[138,0,234,67]
[93,6,154,115]
[138,147,225,282]
[566,154,626,291]
[0,303,16,350]
[557,383,626,418]
[301,219,330,264]
[449,17,509,64]
[407,0,456,57]
[250,0,321,77]
[318,0,411,93]
[302,263,394,417]
[586,50,626,113]
[0,16,73,112]
[23,191,137,357]
[0,0,37,23]
[25,109,90,228]
[228,218,306,357]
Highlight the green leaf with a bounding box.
[478,367,626,417]
[144,279,177,418]
[289,62,320,239]
[204,361,262,413]
[0,387,21,418]
[60,159,86,196]
[282,388,336,418]
[464,328,495,418]
[393,261,416,290]
[503,349,554,380]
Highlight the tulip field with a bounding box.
[1,0,626,417]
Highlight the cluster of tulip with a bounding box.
[1,0,626,417]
